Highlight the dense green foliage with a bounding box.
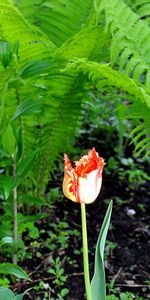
[0,0,150,198]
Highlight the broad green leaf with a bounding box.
[0,287,14,300]
[0,40,18,68]
[0,41,19,68]
[0,175,19,199]
[18,194,47,206]
[2,122,16,158]
[0,41,12,68]
[0,236,14,246]
[19,221,39,239]
[107,157,118,169]
[0,288,24,300]
[106,296,119,300]
[120,293,129,300]
[16,152,35,177]
[0,263,30,280]
[60,288,69,297]
[14,294,24,300]
[18,212,47,223]
[19,60,50,79]
[12,99,44,120]
[91,200,113,300]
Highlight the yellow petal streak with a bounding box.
[63,173,77,202]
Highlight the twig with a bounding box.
[28,263,43,276]
[17,271,84,287]
[116,284,148,288]
[114,268,122,281]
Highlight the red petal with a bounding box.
[74,147,105,177]
[64,154,73,173]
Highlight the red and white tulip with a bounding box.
[63,148,105,204]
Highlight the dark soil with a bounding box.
[15,171,150,300]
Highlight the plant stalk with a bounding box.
[81,203,92,300]
[13,164,17,264]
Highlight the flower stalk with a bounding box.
[63,148,106,300]
[81,203,92,300]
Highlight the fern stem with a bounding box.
[81,203,92,300]
[13,164,18,264]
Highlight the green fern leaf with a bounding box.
[100,0,150,89]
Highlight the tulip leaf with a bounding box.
[91,200,113,300]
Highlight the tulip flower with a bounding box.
[63,148,106,300]
[63,147,105,204]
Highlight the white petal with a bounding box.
[78,169,102,204]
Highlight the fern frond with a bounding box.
[63,58,150,158]
[34,79,85,196]
[0,1,56,64]
[14,0,94,46]
[100,0,150,90]
[65,59,150,107]
[129,102,150,157]
[126,0,150,24]
[55,29,108,62]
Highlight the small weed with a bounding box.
[48,257,67,287]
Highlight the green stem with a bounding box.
[13,164,17,264]
[81,203,92,300]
